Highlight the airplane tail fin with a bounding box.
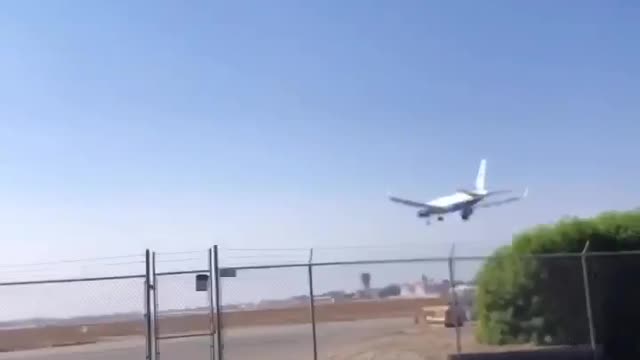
[475,159,487,191]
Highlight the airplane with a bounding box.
[388,159,528,224]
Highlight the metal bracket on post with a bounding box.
[581,241,597,352]
[448,243,462,356]
[308,248,318,360]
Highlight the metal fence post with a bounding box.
[581,241,597,351]
[308,248,318,360]
[145,249,153,360]
[213,245,224,360]
[152,252,160,360]
[448,244,462,356]
[208,248,216,360]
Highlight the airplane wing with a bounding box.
[457,189,513,197]
[486,190,513,196]
[388,195,429,208]
[476,188,528,208]
[388,194,445,210]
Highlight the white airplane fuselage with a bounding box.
[418,192,484,217]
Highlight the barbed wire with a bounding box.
[0,244,451,269]
[221,242,454,251]
[154,249,211,256]
[0,253,145,269]
[3,246,640,276]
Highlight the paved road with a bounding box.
[0,318,415,360]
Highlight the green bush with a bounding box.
[475,209,640,348]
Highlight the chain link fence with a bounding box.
[213,246,625,360]
[219,265,313,360]
[0,246,637,359]
[152,250,215,360]
[0,253,149,359]
[585,252,640,357]
[312,259,455,359]
[452,255,592,356]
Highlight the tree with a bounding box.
[360,272,371,290]
[379,284,401,298]
[475,209,640,357]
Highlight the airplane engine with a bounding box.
[461,207,473,221]
[417,209,430,218]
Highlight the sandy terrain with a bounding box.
[327,323,536,360]
[0,298,445,352]
[0,320,537,360]
[0,297,544,359]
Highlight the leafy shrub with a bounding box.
[475,209,640,353]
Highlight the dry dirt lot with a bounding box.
[0,299,552,360]
[0,320,538,360]
[0,297,543,359]
[0,298,446,352]
[327,324,536,360]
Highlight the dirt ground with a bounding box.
[0,298,447,352]
[328,324,536,360]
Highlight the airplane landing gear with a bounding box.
[461,207,473,221]
[437,216,444,221]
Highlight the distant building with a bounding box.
[449,284,476,306]
[400,282,425,297]
[313,296,335,304]
[399,281,444,298]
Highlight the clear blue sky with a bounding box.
[1,1,639,266]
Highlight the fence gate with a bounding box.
[150,249,217,360]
